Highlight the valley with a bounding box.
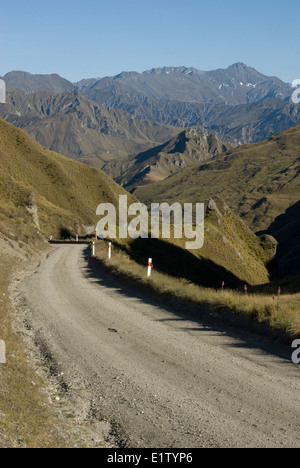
[0,62,300,449]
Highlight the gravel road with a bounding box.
[15,245,300,448]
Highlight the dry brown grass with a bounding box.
[0,118,133,447]
[0,117,136,240]
[0,254,73,448]
[95,241,300,338]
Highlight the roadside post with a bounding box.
[92,242,96,257]
[108,242,112,260]
[0,339,6,364]
[147,258,153,278]
[76,235,79,242]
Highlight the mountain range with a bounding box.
[1,64,300,280]
[2,64,299,152]
[4,64,291,104]
[75,63,292,106]
[3,71,73,94]
[0,89,178,163]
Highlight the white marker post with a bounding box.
[147,258,153,278]
[92,242,96,257]
[76,235,79,242]
[0,339,6,364]
[108,242,112,260]
[0,79,6,104]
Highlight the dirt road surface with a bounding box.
[14,245,300,448]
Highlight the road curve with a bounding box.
[16,245,300,448]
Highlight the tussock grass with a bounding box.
[95,241,300,338]
[0,118,130,447]
[110,197,273,290]
[0,256,72,448]
[0,117,135,241]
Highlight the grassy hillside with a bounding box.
[0,116,273,291]
[113,197,273,288]
[0,117,134,243]
[0,118,140,447]
[0,118,292,446]
[106,128,233,188]
[134,124,300,234]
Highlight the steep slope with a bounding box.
[267,201,300,278]
[0,117,137,448]
[3,71,73,94]
[118,196,273,288]
[106,128,233,187]
[76,96,300,145]
[201,98,300,144]
[0,90,179,163]
[133,124,300,234]
[0,118,134,243]
[0,117,272,289]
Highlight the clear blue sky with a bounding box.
[0,0,299,83]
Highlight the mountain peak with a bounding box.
[143,66,200,76]
[225,62,267,78]
[227,62,250,70]
[3,71,73,95]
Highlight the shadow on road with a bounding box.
[79,245,294,364]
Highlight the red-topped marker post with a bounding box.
[147,258,153,278]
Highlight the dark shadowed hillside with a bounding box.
[267,202,300,278]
